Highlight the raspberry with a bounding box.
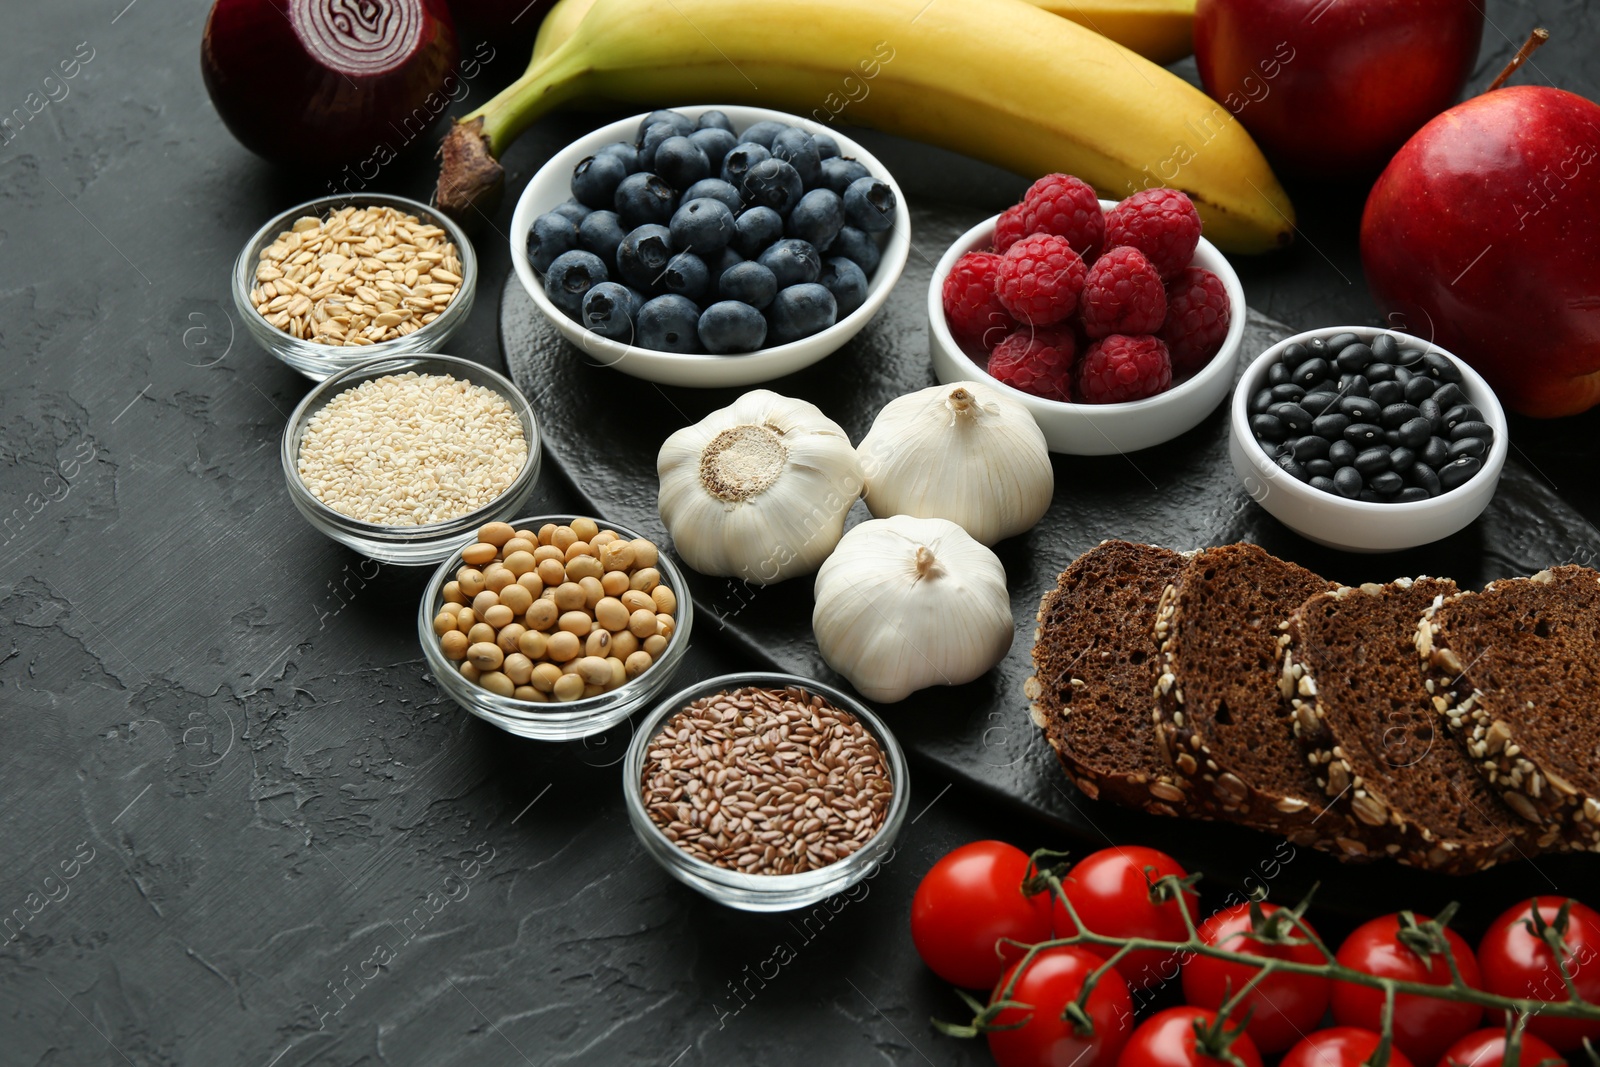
[1079,246,1167,339]
[1018,173,1105,261]
[993,204,1028,253]
[942,251,1015,351]
[1160,267,1232,375]
[1104,188,1202,280]
[995,234,1086,326]
[988,326,1078,402]
[1077,334,1172,404]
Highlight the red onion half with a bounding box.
[202,0,459,168]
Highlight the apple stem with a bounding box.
[1488,27,1551,91]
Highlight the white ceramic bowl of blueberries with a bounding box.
[510,105,911,389]
[1230,326,1508,553]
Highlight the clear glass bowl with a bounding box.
[233,193,478,381]
[282,354,541,565]
[623,672,909,912]
[418,514,693,740]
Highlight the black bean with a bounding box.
[1333,466,1363,498]
[1250,388,1275,415]
[1251,413,1286,442]
[1293,435,1331,461]
[1335,342,1374,373]
[1370,471,1404,494]
[1380,403,1421,429]
[1404,375,1437,403]
[1390,447,1417,470]
[1275,453,1308,481]
[1421,437,1450,467]
[1369,380,1406,407]
[1358,488,1384,502]
[1339,374,1371,398]
[1324,332,1360,354]
[1310,475,1338,494]
[1419,397,1443,431]
[1394,366,1415,387]
[1424,352,1462,382]
[1442,404,1483,431]
[1366,362,1396,383]
[1279,342,1313,369]
[1396,417,1433,450]
[1269,402,1312,434]
[1305,458,1336,478]
[1354,447,1391,475]
[1268,363,1291,386]
[1409,462,1442,496]
[1344,422,1383,445]
[1448,436,1488,460]
[1271,383,1307,403]
[1328,440,1357,467]
[1439,455,1482,491]
[1339,396,1379,421]
[1292,358,1332,388]
[1398,487,1430,503]
[1300,391,1339,416]
[1450,420,1493,442]
[1311,412,1351,439]
[1433,382,1466,409]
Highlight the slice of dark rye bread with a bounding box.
[1152,544,1367,849]
[1026,541,1193,815]
[1284,578,1544,872]
[1419,566,1600,851]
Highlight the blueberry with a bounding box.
[637,121,682,170]
[1450,420,1493,442]
[1421,436,1451,468]
[820,156,871,195]
[670,197,736,254]
[1439,456,1482,491]
[757,238,821,287]
[661,252,711,303]
[769,127,822,187]
[825,226,880,277]
[813,132,840,159]
[572,152,629,209]
[1423,352,1463,382]
[1251,413,1286,442]
[1368,380,1405,408]
[636,110,695,145]
[1279,342,1312,369]
[1396,417,1433,450]
[1333,466,1363,498]
[689,127,738,170]
[732,206,784,258]
[818,257,868,318]
[710,246,744,281]
[843,176,896,232]
[718,260,778,309]
[786,189,845,248]
[654,136,711,190]
[614,172,676,228]
[683,178,743,213]
[721,143,771,191]
[544,250,608,318]
[594,141,639,173]
[616,224,674,293]
[1327,440,1357,467]
[577,210,627,272]
[1404,374,1437,403]
[550,198,591,225]
[743,158,805,215]
[527,211,579,273]
[1335,343,1374,373]
[636,294,703,353]
[739,120,790,147]
[1292,435,1330,461]
[698,300,768,354]
[767,283,837,344]
[1353,447,1390,476]
[580,282,641,342]
[1268,402,1311,435]
[695,109,735,133]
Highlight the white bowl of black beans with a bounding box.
[1229,327,1507,553]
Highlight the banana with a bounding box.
[531,0,1193,66]
[439,0,1292,253]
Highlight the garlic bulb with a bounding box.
[857,381,1053,546]
[813,515,1013,703]
[658,390,864,585]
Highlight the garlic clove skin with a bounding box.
[858,380,1053,547]
[813,515,1013,703]
[658,389,864,586]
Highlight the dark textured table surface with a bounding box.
[4,2,1599,1065]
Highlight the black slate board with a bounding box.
[502,200,1600,912]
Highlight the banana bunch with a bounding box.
[438,0,1291,253]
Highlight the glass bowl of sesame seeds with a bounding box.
[233,193,478,381]
[624,673,909,912]
[282,353,541,565]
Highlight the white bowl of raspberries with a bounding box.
[511,105,910,389]
[928,176,1246,454]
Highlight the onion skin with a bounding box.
[201,0,459,168]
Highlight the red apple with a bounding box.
[1194,0,1483,177]
[1362,85,1600,417]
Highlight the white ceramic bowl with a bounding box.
[927,203,1246,454]
[1229,327,1508,553]
[510,105,910,389]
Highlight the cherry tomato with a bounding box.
[911,841,1052,988]
[1332,913,1484,1067]
[1478,897,1600,1052]
[1282,1028,1416,1067]
[1438,1028,1566,1067]
[1117,1007,1264,1067]
[1054,846,1200,989]
[1181,902,1332,1053]
[989,946,1135,1067]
